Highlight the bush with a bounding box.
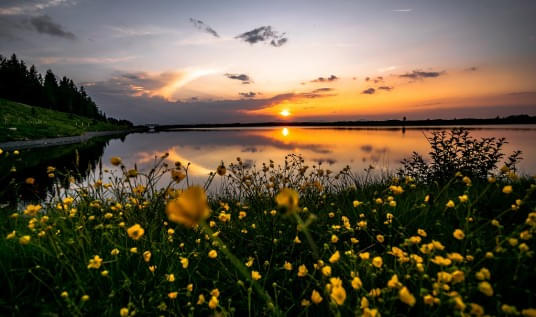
[399,128,522,182]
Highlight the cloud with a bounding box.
[311,88,334,93]
[465,66,478,72]
[311,75,338,83]
[392,9,412,12]
[30,14,75,39]
[0,0,72,16]
[377,86,393,91]
[365,76,383,84]
[235,26,288,47]
[362,88,375,94]
[239,91,257,98]
[224,73,252,84]
[86,69,215,101]
[189,18,219,38]
[399,70,445,80]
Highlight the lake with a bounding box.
[2,125,536,201]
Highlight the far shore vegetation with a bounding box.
[0,54,132,142]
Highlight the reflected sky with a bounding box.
[100,126,536,186]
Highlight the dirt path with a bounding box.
[0,130,129,150]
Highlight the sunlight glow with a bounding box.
[281,127,289,136]
[280,109,291,117]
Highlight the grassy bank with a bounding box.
[0,152,535,316]
[0,99,128,142]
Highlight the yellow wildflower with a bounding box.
[208,296,219,309]
[19,235,31,245]
[322,265,332,276]
[399,287,416,306]
[143,251,151,262]
[330,284,346,305]
[478,281,493,296]
[180,257,189,269]
[283,261,293,271]
[329,250,341,263]
[6,231,16,240]
[23,204,42,216]
[110,156,122,166]
[470,303,484,316]
[453,229,465,240]
[387,274,402,288]
[208,250,218,259]
[298,264,308,277]
[168,292,178,299]
[521,308,536,317]
[87,255,103,269]
[120,307,129,317]
[475,267,490,280]
[372,256,383,268]
[359,252,370,260]
[311,290,323,304]
[126,224,145,240]
[251,271,262,281]
[275,188,299,212]
[446,200,455,208]
[417,229,427,237]
[166,186,210,227]
[351,276,363,290]
[502,185,513,194]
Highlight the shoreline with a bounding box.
[0,130,130,150]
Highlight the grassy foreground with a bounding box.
[0,99,127,142]
[0,154,535,316]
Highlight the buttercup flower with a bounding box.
[311,290,323,304]
[275,188,299,212]
[127,224,145,240]
[166,186,211,227]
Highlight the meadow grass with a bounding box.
[0,99,127,142]
[0,152,535,316]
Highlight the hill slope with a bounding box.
[0,99,127,142]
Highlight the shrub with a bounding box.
[399,128,522,182]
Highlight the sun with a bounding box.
[279,109,291,117]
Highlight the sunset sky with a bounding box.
[1,0,535,124]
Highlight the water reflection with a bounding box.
[2,126,536,202]
[0,135,118,203]
[102,126,536,182]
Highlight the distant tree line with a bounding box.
[0,54,132,126]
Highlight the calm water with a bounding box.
[2,125,536,201]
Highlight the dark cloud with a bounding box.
[224,73,252,84]
[189,18,219,38]
[30,15,75,39]
[311,87,334,93]
[311,75,338,83]
[299,88,337,99]
[235,26,288,47]
[399,70,444,80]
[239,91,257,98]
[377,86,393,91]
[361,88,375,94]
[365,76,383,84]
